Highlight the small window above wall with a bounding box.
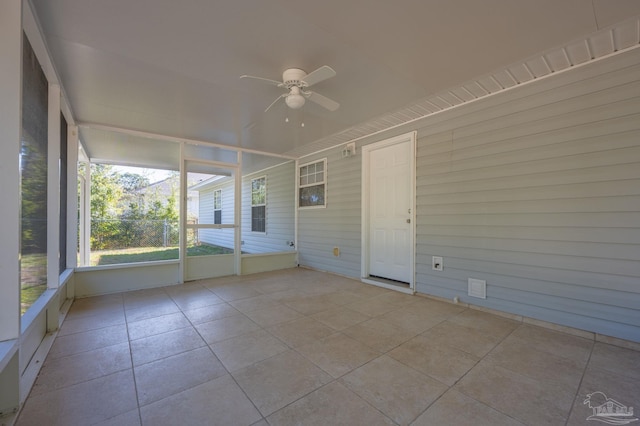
[251,176,266,232]
[298,159,326,208]
[213,189,222,225]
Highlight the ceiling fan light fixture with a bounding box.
[285,87,305,109]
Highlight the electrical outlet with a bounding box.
[333,247,340,257]
[432,256,443,271]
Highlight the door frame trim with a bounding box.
[361,131,416,293]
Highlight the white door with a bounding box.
[365,134,414,284]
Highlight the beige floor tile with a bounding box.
[267,381,394,426]
[311,306,370,330]
[376,307,446,334]
[127,311,191,341]
[17,370,137,426]
[588,342,640,380]
[233,350,332,416]
[92,409,141,426]
[125,300,181,323]
[244,304,305,326]
[230,294,286,313]
[566,363,640,426]
[455,361,575,426]
[124,292,175,312]
[283,294,341,315]
[508,324,593,363]
[420,320,505,358]
[267,317,335,348]
[211,329,289,372]
[135,346,226,406]
[58,309,126,336]
[486,337,586,388]
[371,291,417,307]
[342,318,417,353]
[388,334,479,386]
[345,284,391,299]
[67,294,123,317]
[48,323,129,359]
[31,342,132,396]
[340,355,447,425]
[314,290,366,306]
[140,374,262,426]
[182,302,239,324]
[345,297,399,317]
[296,333,381,378]
[130,327,205,366]
[210,284,263,301]
[194,314,261,344]
[412,389,525,426]
[448,309,520,338]
[404,297,466,319]
[168,290,224,311]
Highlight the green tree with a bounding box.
[90,164,123,249]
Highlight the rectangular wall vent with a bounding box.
[468,278,486,299]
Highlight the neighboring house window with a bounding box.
[251,176,266,232]
[298,159,326,208]
[213,189,222,224]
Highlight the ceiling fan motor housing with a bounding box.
[282,68,308,88]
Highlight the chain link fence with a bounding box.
[91,219,180,250]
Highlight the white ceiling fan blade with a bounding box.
[306,91,340,111]
[301,65,336,87]
[264,94,286,112]
[239,74,283,87]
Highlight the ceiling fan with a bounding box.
[240,66,340,112]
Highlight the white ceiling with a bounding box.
[30,0,640,161]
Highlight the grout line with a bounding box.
[563,339,596,426]
[122,299,145,426]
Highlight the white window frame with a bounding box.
[213,189,222,225]
[298,158,327,209]
[251,176,266,233]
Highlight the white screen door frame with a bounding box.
[361,131,416,294]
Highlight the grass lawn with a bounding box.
[21,284,47,315]
[91,244,233,266]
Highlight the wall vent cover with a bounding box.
[468,278,487,299]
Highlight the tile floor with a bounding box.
[16,268,640,426]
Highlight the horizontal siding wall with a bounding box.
[297,150,362,277]
[198,162,296,254]
[296,47,640,342]
[415,48,640,342]
[241,162,295,254]
[198,184,234,250]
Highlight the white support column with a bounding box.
[179,143,186,283]
[0,0,22,343]
[235,151,242,275]
[0,0,23,418]
[47,84,61,290]
[66,125,79,270]
[78,157,90,267]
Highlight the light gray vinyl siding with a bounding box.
[241,162,295,254]
[296,47,640,342]
[198,184,234,249]
[297,151,362,277]
[198,162,295,254]
[415,48,640,342]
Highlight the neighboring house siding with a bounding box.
[297,48,640,342]
[198,185,234,249]
[198,162,295,254]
